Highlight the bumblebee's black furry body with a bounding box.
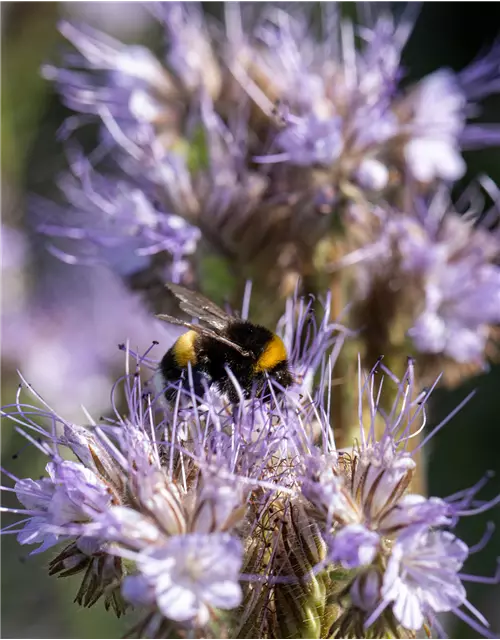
[158,284,293,403]
[160,319,292,402]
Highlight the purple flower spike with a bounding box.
[2,285,498,637]
[349,185,500,379]
[41,4,500,289]
[39,4,500,296]
[403,197,500,366]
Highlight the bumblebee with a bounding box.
[157,284,293,403]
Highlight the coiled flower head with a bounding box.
[348,185,500,385]
[2,293,498,638]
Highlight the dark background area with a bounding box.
[2,3,500,638]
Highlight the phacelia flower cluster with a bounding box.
[2,296,498,639]
[35,155,200,284]
[39,3,500,298]
[348,185,500,384]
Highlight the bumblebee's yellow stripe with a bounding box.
[173,330,198,367]
[254,334,287,372]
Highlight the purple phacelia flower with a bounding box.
[401,70,467,182]
[402,201,500,366]
[122,533,243,626]
[44,460,112,526]
[43,20,180,148]
[300,360,455,584]
[189,473,247,534]
[35,162,200,280]
[235,7,408,183]
[6,455,118,609]
[396,44,500,183]
[378,526,468,631]
[13,474,60,554]
[403,211,500,364]
[45,7,220,159]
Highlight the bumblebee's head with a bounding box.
[268,360,294,390]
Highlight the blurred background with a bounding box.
[2,3,500,638]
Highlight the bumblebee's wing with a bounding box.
[166,283,232,330]
[157,314,251,357]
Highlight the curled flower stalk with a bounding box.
[2,295,499,639]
